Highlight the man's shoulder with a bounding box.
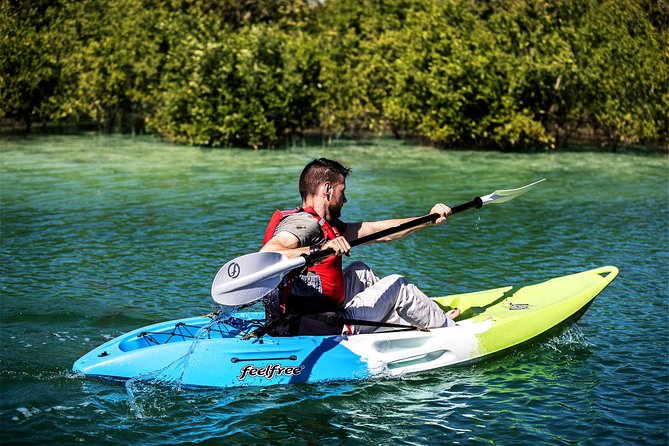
[274,211,323,246]
[277,212,320,231]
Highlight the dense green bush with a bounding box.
[1,0,666,149]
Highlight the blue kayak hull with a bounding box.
[73,267,619,388]
[73,314,371,387]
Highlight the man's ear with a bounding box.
[322,182,332,200]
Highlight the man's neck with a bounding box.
[302,198,330,222]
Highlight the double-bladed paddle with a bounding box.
[211,179,545,306]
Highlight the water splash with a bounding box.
[546,325,593,350]
[124,307,235,418]
[541,324,595,362]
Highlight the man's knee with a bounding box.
[379,274,407,286]
[345,261,371,273]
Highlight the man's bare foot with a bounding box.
[446,308,461,320]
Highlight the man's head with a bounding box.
[299,158,351,220]
[299,158,351,200]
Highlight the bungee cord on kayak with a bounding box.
[134,317,265,347]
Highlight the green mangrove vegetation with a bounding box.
[1,0,667,150]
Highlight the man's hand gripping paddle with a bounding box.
[211,179,545,306]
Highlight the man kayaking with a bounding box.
[260,158,460,335]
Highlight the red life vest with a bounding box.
[262,206,345,307]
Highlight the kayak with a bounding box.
[73,266,618,388]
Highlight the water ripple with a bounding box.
[1,136,667,445]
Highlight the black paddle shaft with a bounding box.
[305,196,483,265]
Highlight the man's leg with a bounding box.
[344,274,452,334]
[343,261,379,304]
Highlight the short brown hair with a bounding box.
[299,158,351,200]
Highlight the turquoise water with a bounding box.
[1,135,667,445]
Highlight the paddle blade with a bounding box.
[211,252,306,306]
[480,179,545,206]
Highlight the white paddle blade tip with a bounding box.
[481,178,546,205]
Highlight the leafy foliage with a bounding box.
[1,0,666,149]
